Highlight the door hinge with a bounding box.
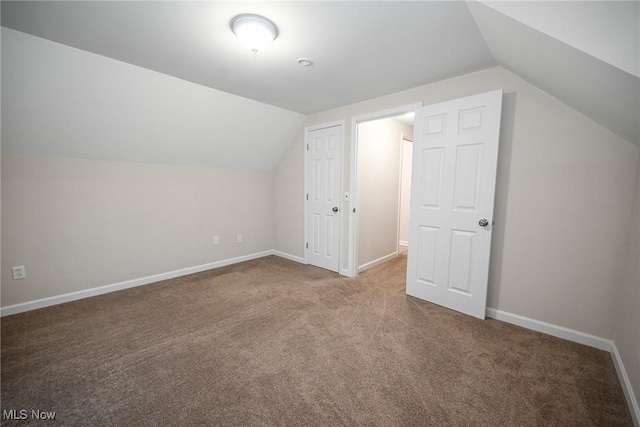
[306,193,309,200]
[306,144,309,151]
[353,208,356,213]
[306,242,309,249]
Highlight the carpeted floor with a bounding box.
[1,254,633,426]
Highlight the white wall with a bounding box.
[1,154,274,307]
[274,66,638,340]
[357,118,412,269]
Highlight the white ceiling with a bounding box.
[469,1,640,145]
[2,27,306,170]
[0,1,496,115]
[479,1,639,78]
[1,1,639,149]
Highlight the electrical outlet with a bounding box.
[213,236,220,245]
[237,234,243,243]
[12,266,26,280]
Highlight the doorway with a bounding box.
[347,91,503,320]
[349,103,422,277]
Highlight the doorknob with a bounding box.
[478,219,489,227]
[332,207,339,213]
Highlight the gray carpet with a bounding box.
[1,254,633,426]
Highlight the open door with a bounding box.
[406,90,503,319]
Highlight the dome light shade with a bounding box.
[231,14,279,53]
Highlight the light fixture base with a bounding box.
[231,14,279,53]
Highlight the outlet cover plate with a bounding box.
[12,266,26,280]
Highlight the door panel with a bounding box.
[420,148,444,208]
[416,226,438,285]
[307,125,342,272]
[406,90,502,319]
[453,144,482,211]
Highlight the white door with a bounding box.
[406,90,503,319]
[307,125,342,272]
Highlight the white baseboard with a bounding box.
[611,342,640,427]
[486,307,639,426]
[0,250,273,317]
[272,250,306,264]
[358,252,398,273]
[485,307,612,351]
[399,240,408,247]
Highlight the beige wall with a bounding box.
[273,127,306,258]
[1,28,286,309]
[1,154,274,307]
[614,154,640,408]
[274,66,638,339]
[399,137,413,244]
[357,118,412,269]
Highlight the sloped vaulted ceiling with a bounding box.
[1,1,639,169]
[469,1,640,146]
[1,28,306,170]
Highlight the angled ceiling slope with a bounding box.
[1,27,305,170]
[469,1,640,146]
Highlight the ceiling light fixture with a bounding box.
[297,58,312,66]
[230,14,279,53]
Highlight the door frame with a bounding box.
[304,120,345,272]
[397,135,413,252]
[348,103,423,277]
